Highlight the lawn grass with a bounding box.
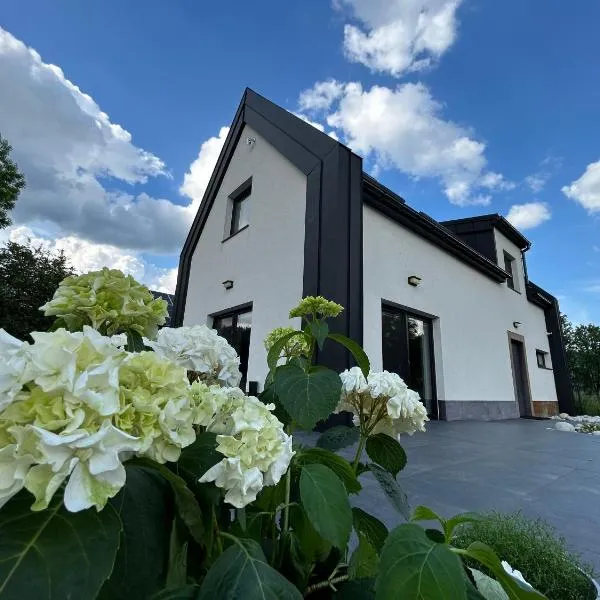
[453,511,596,600]
[573,393,600,417]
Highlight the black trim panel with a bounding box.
[381,299,438,321]
[209,301,253,320]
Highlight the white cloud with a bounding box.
[562,160,600,213]
[180,126,230,214]
[524,173,548,194]
[3,225,178,293]
[298,79,346,112]
[0,27,193,254]
[336,0,463,77]
[506,202,551,230]
[303,81,505,205]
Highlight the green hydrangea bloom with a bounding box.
[116,352,195,463]
[41,268,168,339]
[289,296,344,320]
[263,326,310,358]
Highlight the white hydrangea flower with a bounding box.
[337,369,428,440]
[147,326,241,387]
[200,458,263,509]
[195,386,294,508]
[0,330,30,411]
[0,444,35,509]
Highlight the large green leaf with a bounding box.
[327,333,370,377]
[299,464,352,549]
[376,524,467,600]
[0,490,122,600]
[99,465,172,600]
[126,329,146,352]
[349,534,379,580]
[296,448,361,493]
[198,537,302,599]
[317,425,360,451]
[470,569,510,600]
[273,364,341,430]
[458,543,546,600]
[307,321,329,350]
[177,432,221,485]
[368,463,410,520]
[365,434,407,477]
[444,512,483,542]
[150,586,200,599]
[352,508,388,553]
[289,505,332,563]
[137,461,204,544]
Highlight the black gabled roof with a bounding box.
[362,174,508,283]
[441,214,531,251]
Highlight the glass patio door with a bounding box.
[382,305,437,418]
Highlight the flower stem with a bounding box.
[212,507,223,556]
[352,435,367,473]
[305,575,349,595]
[283,466,292,533]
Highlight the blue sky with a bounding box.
[1,0,599,323]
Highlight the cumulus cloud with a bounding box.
[180,126,230,214]
[298,79,346,112]
[335,0,463,77]
[3,225,178,293]
[506,202,551,230]
[562,160,600,213]
[300,81,507,205]
[0,27,193,254]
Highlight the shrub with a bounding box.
[453,511,596,600]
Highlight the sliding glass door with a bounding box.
[382,304,437,418]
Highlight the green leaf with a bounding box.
[277,531,311,591]
[99,465,172,600]
[444,512,483,542]
[352,508,388,553]
[368,463,410,521]
[411,505,444,525]
[470,569,510,600]
[260,382,292,427]
[267,330,308,372]
[299,464,352,549]
[365,433,407,477]
[198,537,302,599]
[136,460,204,544]
[425,528,446,544]
[327,332,370,377]
[166,519,188,589]
[296,447,361,493]
[289,505,332,563]
[465,574,488,600]
[349,534,379,580]
[126,329,145,352]
[459,543,547,599]
[273,364,341,430]
[177,432,221,487]
[317,425,360,451]
[334,579,376,599]
[308,321,329,350]
[150,586,200,599]
[0,490,122,600]
[376,523,467,600]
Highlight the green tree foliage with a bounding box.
[561,313,600,409]
[0,241,74,340]
[0,134,26,229]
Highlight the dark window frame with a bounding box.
[503,250,516,290]
[211,302,253,389]
[226,177,252,240]
[381,301,438,419]
[536,349,550,369]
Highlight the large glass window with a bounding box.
[212,307,252,389]
[382,305,437,418]
[229,182,252,237]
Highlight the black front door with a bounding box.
[382,305,437,418]
[510,339,531,417]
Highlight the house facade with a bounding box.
[174,89,573,420]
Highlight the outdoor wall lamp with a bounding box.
[513,321,522,329]
[408,275,422,287]
[222,280,234,290]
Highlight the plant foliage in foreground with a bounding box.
[0,273,553,599]
[452,511,596,600]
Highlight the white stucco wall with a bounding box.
[363,206,557,410]
[184,125,306,388]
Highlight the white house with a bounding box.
[174,89,573,421]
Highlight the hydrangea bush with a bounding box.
[0,274,548,600]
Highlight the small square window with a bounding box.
[228,180,252,237]
[503,251,515,290]
[536,350,548,369]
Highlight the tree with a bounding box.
[0,241,74,340]
[0,133,26,228]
